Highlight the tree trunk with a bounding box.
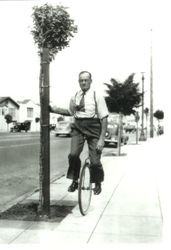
[39,48,50,217]
[136,121,139,144]
[117,112,122,156]
[145,115,148,139]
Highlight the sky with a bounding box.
[0,0,171,121]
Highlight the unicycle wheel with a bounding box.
[78,162,92,215]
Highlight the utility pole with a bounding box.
[139,72,146,141]
[150,28,154,137]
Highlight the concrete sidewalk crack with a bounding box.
[8,222,34,244]
[86,173,126,243]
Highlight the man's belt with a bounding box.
[75,117,100,121]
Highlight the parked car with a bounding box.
[49,124,56,131]
[10,121,31,132]
[104,122,129,147]
[124,124,136,133]
[55,120,72,137]
[157,125,164,135]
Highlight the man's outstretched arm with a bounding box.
[49,97,76,116]
[49,105,71,116]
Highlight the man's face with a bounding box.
[79,72,92,92]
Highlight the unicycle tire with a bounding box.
[78,162,92,216]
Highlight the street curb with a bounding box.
[0,173,65,214]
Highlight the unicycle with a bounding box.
[78,157,92,216]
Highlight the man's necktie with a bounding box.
[76,92,85,111]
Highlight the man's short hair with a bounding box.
[79,71,92,80]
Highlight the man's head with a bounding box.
[78,71,92,92]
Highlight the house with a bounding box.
[0,96,60,132]
[17,99,40,132]
[0,97,20,132]
[17,99,59,132]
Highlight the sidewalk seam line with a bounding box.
[156,185,164,223]
[87,173,126,243]
[8,221,34,244]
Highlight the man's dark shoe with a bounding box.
[94,182,102,195]
[68,181,78,192]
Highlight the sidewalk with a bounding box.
[0,135,169,246]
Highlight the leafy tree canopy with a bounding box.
[5,114,12,124]
[35,117,40,123]
[104,73,142,116]
[31,4,77,61]
[153,110,164,120]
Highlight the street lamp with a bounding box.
[139,72,146,141]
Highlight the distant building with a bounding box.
[0,97,20,132]
[0,97,60,132]
[17,99,59,132]
[17,99,40,131]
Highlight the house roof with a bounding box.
[0,97,20,108]
[17,99,31,104]
[17,99,40,107]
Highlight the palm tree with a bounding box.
[104,73,141,155]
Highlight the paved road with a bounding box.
[0,131,135,211]
[0,132,71,211]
